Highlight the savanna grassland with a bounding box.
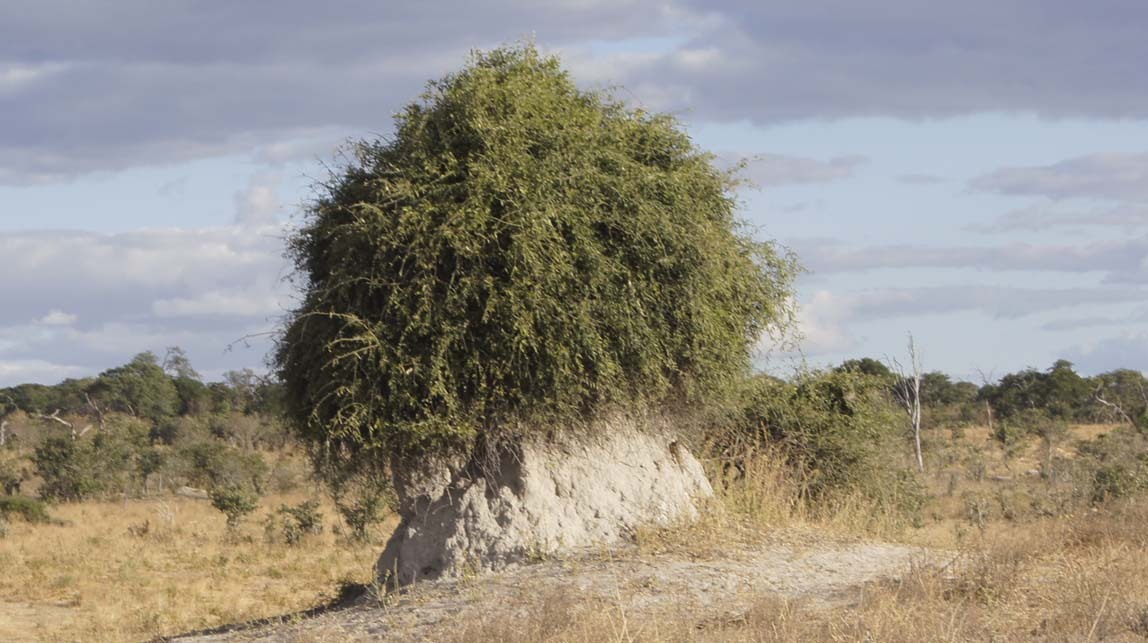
[3,353,1148,641]
[0,491,393,642]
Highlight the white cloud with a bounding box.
[152,291,284,318]
[729,154,867,188]
[0,359,86,384]
[971,154,1148,203]
[0,225,292,385]
[234,174,283,226]
[1064,331,1148,376]
[795,236,1148,283]
[793,290,860,356]
[969,203,1148,233]
[37,310,77,326]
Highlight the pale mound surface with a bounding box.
[176,532,948,642]
[378,420,713,585]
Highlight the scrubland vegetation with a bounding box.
[428,360,1148,642]
[2,347,1147,641]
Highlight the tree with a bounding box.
[90,352,179,423]
[985,360,1091,422]
[889,334,924,472]
[1091,368,1148,427]
[275,44,798,471]
[161,346,200,381]
[835,358,894,381]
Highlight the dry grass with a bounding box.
[421,501,1148,642]
[5,422,1147,642]
[428,424,1148,642]
[0,493,393,642]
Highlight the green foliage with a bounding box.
[710,370,925,518]
[33,436,96,502]
[168,440,268,493]
[983,360,1091,422]
[919,372,978,408]
[0,495,52,523]
[90,352,180,423]
[1092,369,1148,428]
[835,358,894,381]
[1073,427,1148,504]
[1090,464,1145,504]
[321,458,394,542]
[0,450,25,495]
[210,486,259,529]
[276,44,797,465]
[32,420,152,502]
[265,499,323,545]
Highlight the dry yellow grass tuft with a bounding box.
[0,493,394,642]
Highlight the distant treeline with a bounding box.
[1,349,1145,530]
[834,357,1146,431]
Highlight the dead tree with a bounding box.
[890,333,924,472]
[84,393,107,433]
[37,410,91,440]
[1094,387,1135,427]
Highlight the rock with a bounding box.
[175,486,209,500]
[377,415,712,586]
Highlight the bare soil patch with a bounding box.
[175,531,946,642]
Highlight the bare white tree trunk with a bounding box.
[0,419,7,447]
[1095,390,1135,426]
[891,333,924,472]
[85,393,107,433]
[37,410,91,440]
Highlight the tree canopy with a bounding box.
[275,44,798,464]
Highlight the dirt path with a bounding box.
[175,531,950,642]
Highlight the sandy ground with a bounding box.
[175,531,950,642]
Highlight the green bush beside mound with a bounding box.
[276,44,797,472]
[710,370,927,522]
[0,495,53,524]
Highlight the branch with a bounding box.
[37,409,73,429]
[1094,388,1135,427]
[84,393,106,432]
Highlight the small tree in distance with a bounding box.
[275,44,798,481]
[890,333,924,472]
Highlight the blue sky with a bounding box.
[2,1,1147,385]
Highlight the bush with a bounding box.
[0,450,24,495]
[265,499,323,545]
[709,370,926,520]
[32,421,152,501]
[167,440,268,493]
[210,487,259,530]
[0,495,52,523]
[1073,427,1148,505]
[275,43,797,472]
[33,436,97,501]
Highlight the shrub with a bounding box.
[0,495,52,523]
[275,43,797,474]
[168,440,267,493]
[210,487,259,530]
[265,499,323,545]
[32,422,153,501]
[708,370,926,521]
[1091,464,1146,504]
[0,450,24,495]
[33,436,96,501]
